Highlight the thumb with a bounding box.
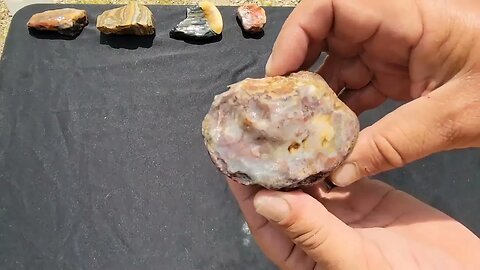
[253,190,364,270]
[331,79,476,187]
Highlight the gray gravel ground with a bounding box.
[0,0,12,56]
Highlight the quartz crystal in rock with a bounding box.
[27,8,88,36]
[170,1,223,39]
[202,71,359,190]
[96,1,155,35]
[236,3,266,33]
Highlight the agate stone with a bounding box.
[202,71,359,190]
[27,8,88,36]
[96,1,155,35]
[236,3,266,33]
[170,1,223,39]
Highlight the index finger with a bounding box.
[267,0,385,76]
[266,0,333,76]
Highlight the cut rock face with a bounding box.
[236,3,266,33]
[170,1,223,39]
[27,8,88,36]
[202,71,359,190]
[96,1,155,35]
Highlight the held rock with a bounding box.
[202,71,359,190]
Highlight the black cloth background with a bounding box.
[0,4,479,270]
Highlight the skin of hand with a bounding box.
[265,0,480,186]
[229,179,480,270]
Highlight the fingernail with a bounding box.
[265,53,273,76]
[331,163,359,187]
[254,194,290,222]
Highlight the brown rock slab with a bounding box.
[96,1,155,35]
[202,71,359,190]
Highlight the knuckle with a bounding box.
[368,133,407,171]
[436,117,462,147]
[288,224,325,252]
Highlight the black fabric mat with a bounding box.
[0,4,479,270]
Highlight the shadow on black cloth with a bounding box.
[99,33,155,49]
[236,17,265,39]
[28,29,80,40]
[169,32,223,45]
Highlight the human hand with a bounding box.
[266,0,480,186]
[229,179,480,270]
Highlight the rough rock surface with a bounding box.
[96,1,155,35]
[170,1,223,39]
[27,8,88,36]
[236,3,266,33]
[202,71,359,190]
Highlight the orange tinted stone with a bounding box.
[236,3,266,33]
[27,8,88,36]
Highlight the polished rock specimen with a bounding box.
[96,1,155,35]
[202,71,359,190]
[170,1,223,39]
[27,8,88,36]
[236,3,266,33]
